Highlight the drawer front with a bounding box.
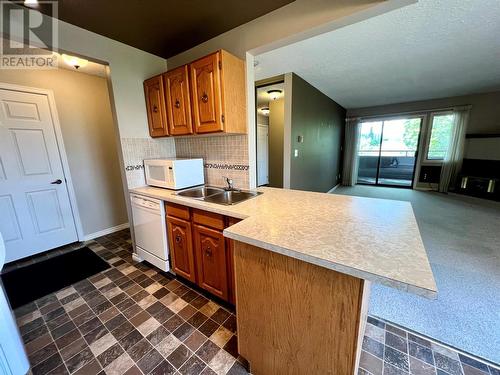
[167,216,196,283]
[166,202,190,220]
[193,224,228,300]
[192,209,224,230]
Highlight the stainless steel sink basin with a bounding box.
[175,186,224,199]
[203,190,262,205]
[176,186,261,205]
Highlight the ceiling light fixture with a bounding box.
[267,89,282,101]
[24,0,38,5]
[62,54,88,70]
[260,107,270,116]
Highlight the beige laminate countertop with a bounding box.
[130,186,437,299]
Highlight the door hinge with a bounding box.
[218,61,222,70]
[221,114,225,123]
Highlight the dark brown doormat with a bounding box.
[1,247,110,309]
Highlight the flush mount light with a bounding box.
[62,54,88,69]
[267,89,282,101]
[260,107,270,116]
[24,0,38,5]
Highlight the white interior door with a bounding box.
[0,88,77,262]
[257,124,269,186]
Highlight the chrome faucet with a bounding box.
[223,176,236,191]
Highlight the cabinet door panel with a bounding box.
[164,66,193,136]
[167,216,196,282]
[194,224,228,300]
[190,52,224,133]
[144,75,168,137]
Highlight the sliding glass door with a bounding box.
[357,117,422,187]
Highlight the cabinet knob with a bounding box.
[201,92,208,103]
[174,99,180,108]
[153,105,158,113]
[205,247,212,257]
[175,235,181,244]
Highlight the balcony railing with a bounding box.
[358,149,416,157]
[357,151,416,185]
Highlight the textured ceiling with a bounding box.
[254,0,500,109]
[30,0,294,58]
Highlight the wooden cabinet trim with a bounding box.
[225,217,240,305]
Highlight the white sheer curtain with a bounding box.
[439,107,470,193]
[342,118,361,186]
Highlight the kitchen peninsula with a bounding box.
[130,186,437,375]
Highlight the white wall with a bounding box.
[0,68,128,237]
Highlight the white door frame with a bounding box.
[0,82,85,241]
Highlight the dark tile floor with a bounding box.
[5,230,499,375]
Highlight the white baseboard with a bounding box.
[83,223,129,241]
[327,183,341,193]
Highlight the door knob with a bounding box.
[51,179,62,185]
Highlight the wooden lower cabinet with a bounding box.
[166,203,238,304]
[193,224,228,300]
[166,216,196,283]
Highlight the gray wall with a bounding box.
[0,68,128,237]
[268,99,285,188]
[347,91,500,135]
[289,74,345,192]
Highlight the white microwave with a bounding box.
[144,158,204,190]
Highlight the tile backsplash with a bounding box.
[120,137,176,188]
[175,135,250,189]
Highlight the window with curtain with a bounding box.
[427,113,455,160]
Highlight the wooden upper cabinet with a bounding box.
[167,216,196,283]
[163,66,193,136]
[190,52,223,134]
[190,50,246,134]
[193,224,228,300]
[144,75,168,137]
[144,50,246,137]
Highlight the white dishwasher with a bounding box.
[130,193,170,272]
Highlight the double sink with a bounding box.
[176,186,261,205]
